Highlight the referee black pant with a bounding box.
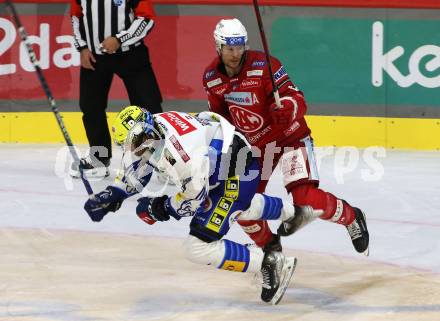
[79,44,162,161]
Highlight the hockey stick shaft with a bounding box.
[5,0,94,196]
[252,0,281,108]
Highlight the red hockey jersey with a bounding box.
[202,50,311,150]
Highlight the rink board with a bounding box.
[0,112,439,150]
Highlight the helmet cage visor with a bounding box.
[126,122,157,157]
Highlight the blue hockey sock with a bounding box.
[217,239,250,272]
[260,194,283,220]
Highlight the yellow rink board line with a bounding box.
[0,112,439,150]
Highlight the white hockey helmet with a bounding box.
[213,18,248,53]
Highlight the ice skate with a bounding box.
[70,155,110,179]
[263,233,282,253]
[346,207,369,256]
[277,205,323,236]
[260,251,297,305]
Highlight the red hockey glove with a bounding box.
[270,97,296,127]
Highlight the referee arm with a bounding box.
[115,0,156,47]
[70,0,88,52]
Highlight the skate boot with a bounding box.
[277,205,323,236]
[263,233,282,253]
[346,207,369,256]
[260,251,297,305]
[70,155,110,179]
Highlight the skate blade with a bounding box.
[69,168,109,179]
[363,247,370,256]
[270,257,297,305]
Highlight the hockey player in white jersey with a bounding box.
[84,106,322,304]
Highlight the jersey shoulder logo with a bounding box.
[207,78,222,88]
[204,69,216,79]
[274,66,288,82]
[160,112,196,135]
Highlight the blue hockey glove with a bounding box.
[136,195,170,225]
[84,186,127,222]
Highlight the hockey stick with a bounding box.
[252,0,281,108]
[5,0,94,197]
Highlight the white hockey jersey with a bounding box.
[113,111,239,218]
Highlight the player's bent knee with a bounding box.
[183,235,225,266]
[239,193,265,220]
[240,193,284,221]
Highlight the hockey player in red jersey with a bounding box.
[202,18,369,255]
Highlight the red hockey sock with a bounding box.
[237,220,274,248]
[289,183,355,226]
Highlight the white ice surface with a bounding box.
[1,144,439,273]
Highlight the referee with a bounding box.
[70,0,163,178]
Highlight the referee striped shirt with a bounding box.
[70,0,155,55]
